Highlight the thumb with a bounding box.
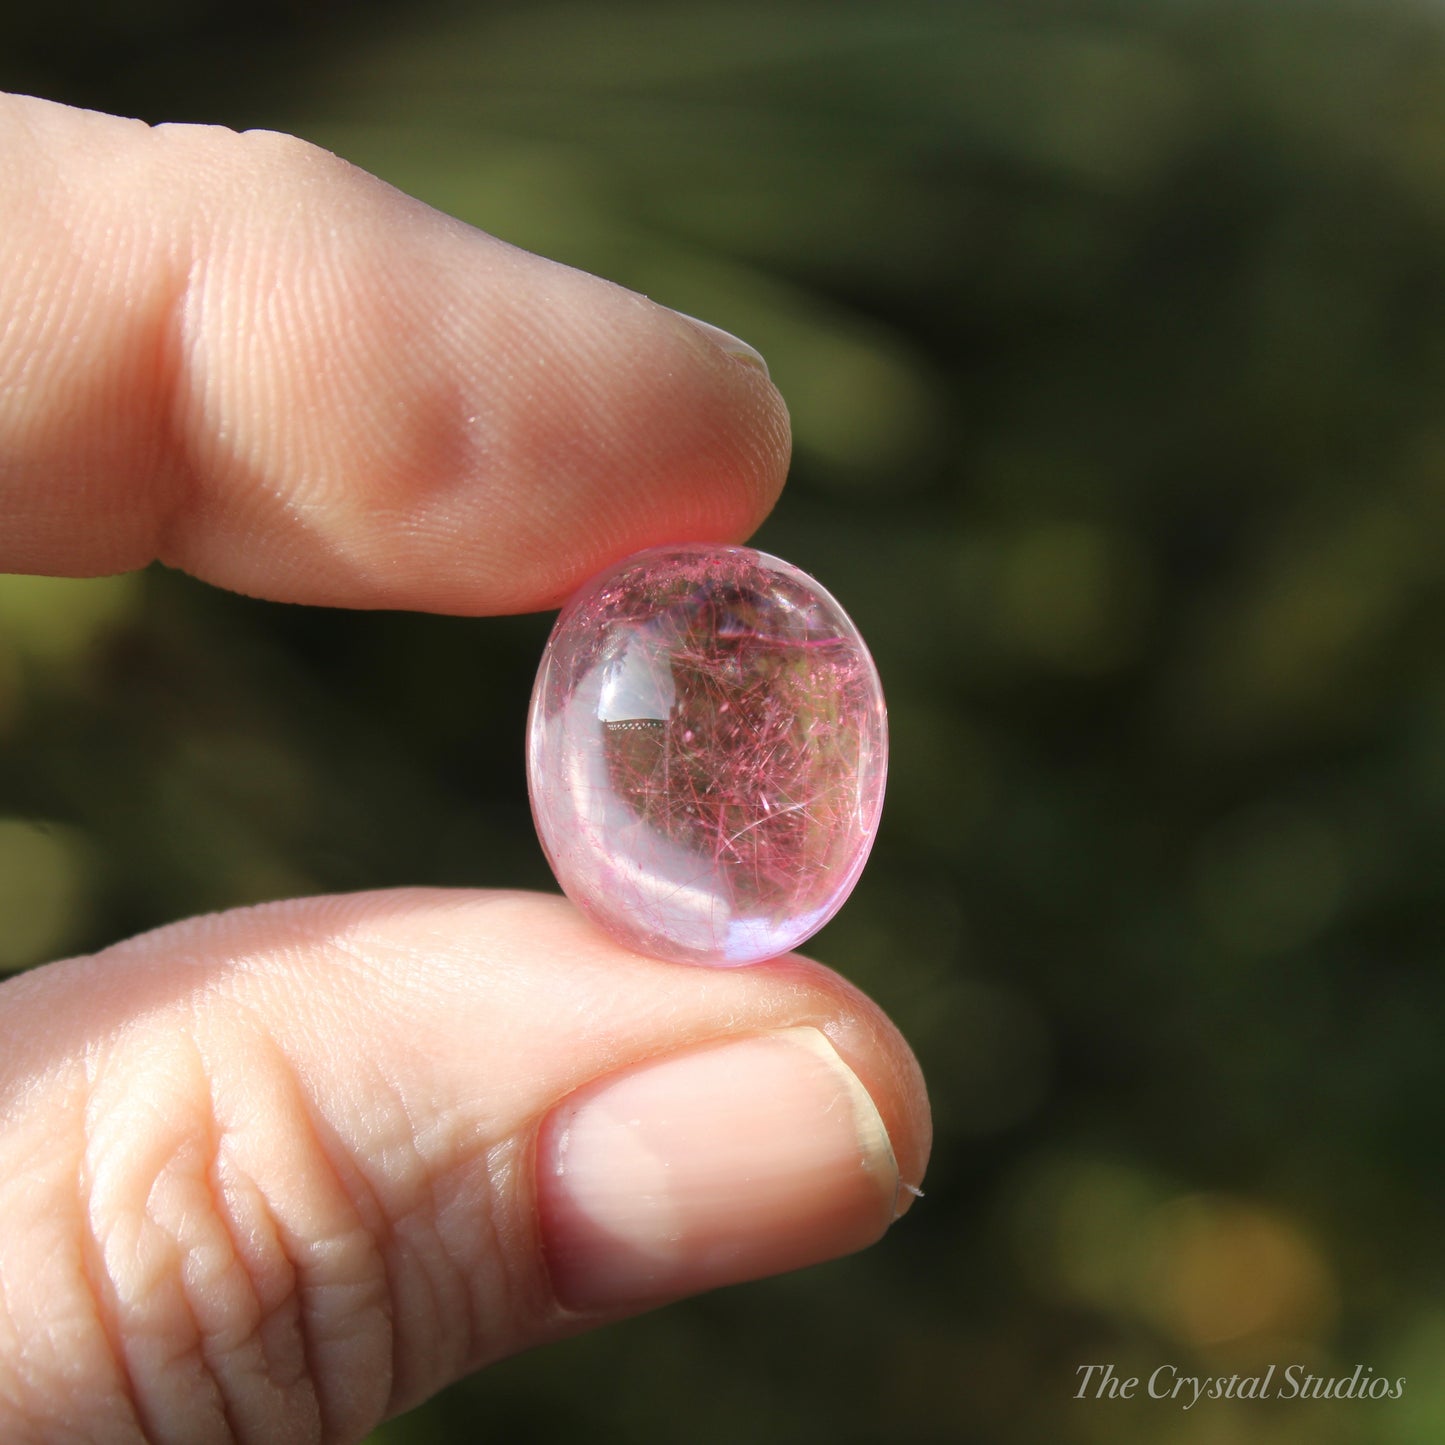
[0,890,930,1444]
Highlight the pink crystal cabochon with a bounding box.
[527,544,888,966]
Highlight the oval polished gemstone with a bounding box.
[527,544,887,965]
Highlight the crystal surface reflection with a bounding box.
[528,544,887,965]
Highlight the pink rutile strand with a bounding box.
[528,544,887,965]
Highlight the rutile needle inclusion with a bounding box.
[528,544,887,966]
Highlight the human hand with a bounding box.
[0,94,930,1443]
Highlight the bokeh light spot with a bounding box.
[1140,1194,1338,1347]
[0,818,92,973]
[0,573,142,663]
[991,522,1153,673]
[1008,1153,1168,1313]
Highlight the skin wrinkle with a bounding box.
[445,1168,490,1387]
[91,1032,231,1445]
[159,140,489,602]
[171,1052,244,1445]
[267,930,509,1411]
[2,99,789,606]
[458,1143,506,1378]
[0,1240,96,1445]
[292,1065,424,1421]
[228,1035,394,1445]
[209,1144,308,1393]
[205,1144,312,1445]
[438,1119,535,1386]
[384,1208,444,1413]
[111,1051,228,1445]
[18,1063,125,1444]
[150,249,213,573]
[0,1061,148,1444]
[73,998,392,1445]
[113,217,186,570]
[279,913,613,1373]
[157,195,298,585]
[228,1168,324,1445]
[375,1086,474,1412]
[0,88,942,1440]
[198,1034,321,1445]
[192,1127,245,1445]
[75,1096,153,1445]
[2,112,188,577]
[4,930,356,1444]
[1,881,927,1438]
[466,1137,536,1351]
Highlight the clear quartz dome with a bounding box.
[528,544,887,966]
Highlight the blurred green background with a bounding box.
[4,1,1445,1441]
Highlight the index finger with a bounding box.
[0,94,789,613]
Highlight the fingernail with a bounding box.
[669,310,771,378]
[538,1027,898,1310]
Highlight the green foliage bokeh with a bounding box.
[3,2,1445,1442]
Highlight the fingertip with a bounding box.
[0,887,927,1438]
[537,1025,900,1310]
[0,96,793,612]
[761,951,933,1212]
[469,291,792,612]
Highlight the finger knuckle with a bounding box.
[69,1017,394,1443]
